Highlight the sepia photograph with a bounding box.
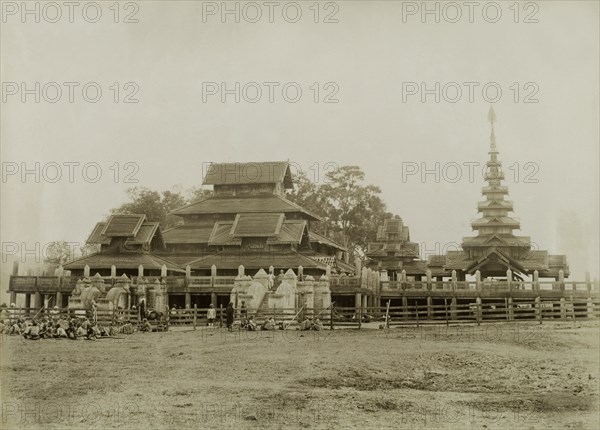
[1,1,599,429]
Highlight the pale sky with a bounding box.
[1,1,598,292]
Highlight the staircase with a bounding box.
[254,291,272,320]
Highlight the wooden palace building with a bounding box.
[62,161,352,278]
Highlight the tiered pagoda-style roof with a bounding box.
[161,161,349,275]
[65,162,349,276]
[64,214,183,275]
[366,218,427,277]
[439,107,569,279]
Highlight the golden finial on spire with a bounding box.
[487,105,497,127]
[488,105,497,152]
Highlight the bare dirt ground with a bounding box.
[1,321,599,430]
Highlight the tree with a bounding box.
[187,187,213,203]
[320,166,392,257]
[285,171,332,236]
[44,241,79,272]
[287,166,394,258]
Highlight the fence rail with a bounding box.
[2,296,598,331]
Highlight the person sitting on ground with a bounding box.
[311,318,324,331]
[54,324,68,338]
[66,320,78,339]
[299,317,312,331]
[91,323,102,337]
[76,323,87,338]
[122,322,134,334]
[109,324,118,337]
[40,321,51,339]
[23,320,41,340]
[262,317,276,331]
[139,318,152,332]
[8,319,22,336]
[85,324,97,340]
[246,315,257,331]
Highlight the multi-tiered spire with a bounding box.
[470,106,521,237]
[443,107,569,278]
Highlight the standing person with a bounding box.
[139,298,146,320]
[226,302,235,332]
[207,304,216,327]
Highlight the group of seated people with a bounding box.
[0,315,153,339]
[1,316,116,340]
[299,317,324,331]
[236,315,324,331]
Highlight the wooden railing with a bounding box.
[8,274,600,295]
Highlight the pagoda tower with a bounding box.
[443,107,569,279]
[469,106,523,242]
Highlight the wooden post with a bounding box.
[358,304,362,330]
[355,292,361,319]
[444,298,449,327]
[415,301,420,328]
[219,304,223,328]
[560,297,566,320]
[330,303,334,330]
[535,297,542,324]
[451,270,457,285]
[585,271,591,294]
[402,295,408,321]
[193,304,197,330]
[426,296,433,320]
[24,294,31,314]
[476,297,482,326]
[451,296,457,321]
[505,297,509,321]
[385,300,391,329]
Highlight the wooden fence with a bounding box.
[2,296,598,330]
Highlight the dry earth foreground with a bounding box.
[1,321,599,430]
